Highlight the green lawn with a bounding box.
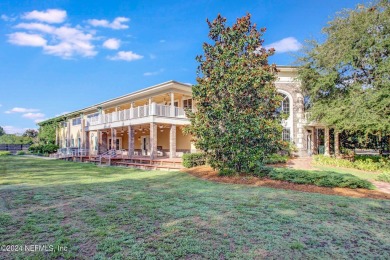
[1,157,389,259]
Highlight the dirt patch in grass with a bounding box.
[184,166,390,200]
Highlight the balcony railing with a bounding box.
[86,103,188,126]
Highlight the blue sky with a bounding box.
[0,0,364,134]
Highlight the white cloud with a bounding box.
[88,17,129,30]
[9,23,97,58]
[143,69,164,76]
[22,9,67,24]
[15,22,55,33]
[3,126,29,134]
[22,112,45,120]
[264,37,302,53]
[5,107,40,113]
[103,38,120,50]
[1,14,17,22]
[43,26,96,58]
[8,32,47,47]
[108,51,143,61]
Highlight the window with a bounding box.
[87,113,99,119]
[61,122,67,127]
[280,93,290,116]
[72,117,81,126]
[94,136,98,151]
[282,128,290,142]
[71,139,75,147]
[65,139,68,147]
[183,99,193,109]
[78,138,81,148]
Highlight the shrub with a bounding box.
[266,168,373,189]
[0,151,11,156]
[182,153,206,168]
[313,155,390,173]
[16,151,26,155]
[264,154,289,164]
[28,144,59,154]
[377,173,390,183]
[218,168,236,176]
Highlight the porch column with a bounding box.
[81,114,86,149]
[67,119,71,147]
[324,127,330,156]
[111,128,115,150]
[85,131,90,154]
[96,130,100,155]
[150,123,157,159]
[130,102,134,118]
[170,92,175,117]
[169,124,176,158]
[311,127,317,155]
[334,130,340,157]
[128,125,134,158]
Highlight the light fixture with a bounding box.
[160,129,164,132]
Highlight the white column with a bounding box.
[128,125,134,158]
[324,127,330,156]
[130,102,134,118]
[170,92,175,117]
[169,124,176,158]
[111,128,115,150]
[335,130,340,157]
[67,119,71,147]
[150,123,157,159]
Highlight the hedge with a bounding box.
[0,151,11,156]
[313,155,390,173]
[182,153,206,168]
[263,168,373,189]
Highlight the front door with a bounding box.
[141,136,150,155]
[108,137,122,150]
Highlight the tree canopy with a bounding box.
[298,1,389,134]
[23,129,38,138]
[185,14,284,173]
[0,126,5,136]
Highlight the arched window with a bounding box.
[280,93,290,116]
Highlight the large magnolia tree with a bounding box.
[298,1,389,138]
[186,14,284,173]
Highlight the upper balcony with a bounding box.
[85,103,190,130]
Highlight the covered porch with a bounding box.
[89,123,193,159]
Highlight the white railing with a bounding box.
[86,103,188,126]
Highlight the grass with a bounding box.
[1,157,390,259]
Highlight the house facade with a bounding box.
[47,66,329,159]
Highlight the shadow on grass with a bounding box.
[0,157,390,259]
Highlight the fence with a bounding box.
[0,144,31,154]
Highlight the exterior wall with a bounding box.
[275,69,307,156]
[176,126,191,150]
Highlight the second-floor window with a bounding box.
[72,117,81,125]
[280,93,290,116]
[183,99,192,109]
